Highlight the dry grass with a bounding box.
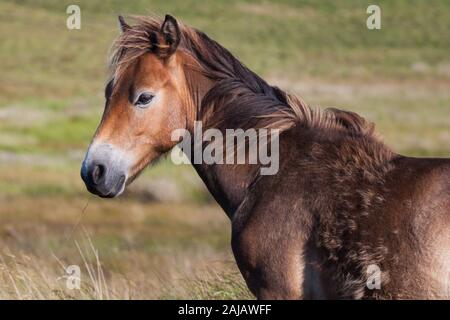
[0,160,252,300]
[0,230,252,300]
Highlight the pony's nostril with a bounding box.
[91,164,106,185]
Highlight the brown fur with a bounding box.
[86,15,450,299]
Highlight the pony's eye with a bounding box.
[135,92,154,107]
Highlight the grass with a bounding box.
[0,235,252,299]
[0,0,449,299]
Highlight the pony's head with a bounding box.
[81,15,191,198]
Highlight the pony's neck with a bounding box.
[180,31,291,218]
[183,74,260,218]
[182,78,267,218]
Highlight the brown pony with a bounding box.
[81,14,450,299]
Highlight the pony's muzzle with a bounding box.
[81,143,129,198]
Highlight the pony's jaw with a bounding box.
[81,142,132,198]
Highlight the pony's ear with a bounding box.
[158,14,181,57]
[118,15,130,32]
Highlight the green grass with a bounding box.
[2,0,449,104]
[0,0,449,299]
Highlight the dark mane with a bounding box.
[109,15,380,140]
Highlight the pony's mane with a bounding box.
[109,15,377,139]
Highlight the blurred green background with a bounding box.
[0,0,449,299]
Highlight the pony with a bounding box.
[81,14,450,299]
